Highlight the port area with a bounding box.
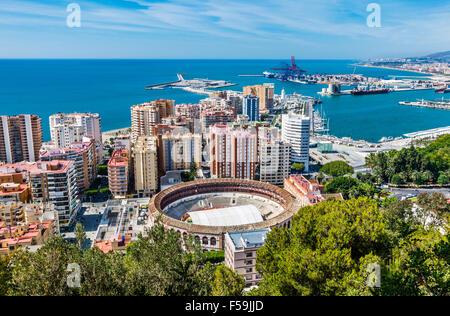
[317,80,436,96]
[310,125,450,172]
[399,98,450,110]
[146,73,236,95]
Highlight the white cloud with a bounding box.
[0,0,448,56]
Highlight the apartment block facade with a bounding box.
[281,113,311,172]
[131,100,174,142]
[224,229,269,287]
[108,149,131,198]
[40,137,97,191]
[0,161,80,228]
[209,125,258,180]
[0,115,43,163]
[258,127,291,186]
[49,112,102,163]
[159,133,202,173]
[134,136,159,197]
[242,95,260,122]
[243,83,274,111]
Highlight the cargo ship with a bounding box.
[351,86,390,95]
[435,85,450,93]
[263,71,275,78]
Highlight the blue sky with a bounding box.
[0,0,449,59]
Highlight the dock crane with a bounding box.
[271,56,307,79]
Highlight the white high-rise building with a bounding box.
[49,113,102,164]
[258,127,291,186]
[281,113,311,172]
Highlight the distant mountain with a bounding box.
[419,51,450,62]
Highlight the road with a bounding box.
[389,187,450,199]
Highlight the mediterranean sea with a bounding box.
[0,59,449,142]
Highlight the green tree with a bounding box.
[437,173,449,185]
[391,174,404,185]
[320,161,354,178]
[291,162,305,173]
[376,228,449,296]
[97,165,108,176]
[211,265,245,296]
[74,222,87,249]
[0,255,12,295]
[122,225,213,295]
[411,171,424,185]
[324,176,360,199]
[254,198,391,296]
[8,236,81,296]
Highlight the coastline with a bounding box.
[102,127,131,143]
[351,63,438,77]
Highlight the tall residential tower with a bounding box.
[0,115,43,163]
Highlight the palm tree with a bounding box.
[411,171,424,185]
[422,170,434,183]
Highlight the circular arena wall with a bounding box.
[149,179,301,250]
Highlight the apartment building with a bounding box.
[0,201,57,230]
[201,109,235,133]
[0,115,43,163]
[131,100,174,142]
[258,127,291,186]
[49,112,102,163]
[108,149,131,198]
[224,228,269,287]
[0,220,55,256]
[134,136,159,197]
[209,125,258,180]
[243,83,274,111]
[242,95,260,122]
[40,137,97,191]
[159,133,202,174]
[174,103,201,119]
[281,113,311,172]
[0,161,80,228]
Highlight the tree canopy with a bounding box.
[2,223,242,296]
[253,194,449,296]
[320,161,354,178]
[366,134,450,185]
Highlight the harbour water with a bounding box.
[0,59,449,142]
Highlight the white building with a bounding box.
[49,113,102,164]
[281,113,311,172]
[224,228,269,287]
[258,127,291,186]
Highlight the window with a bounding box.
[246,252,253,258]
[246,268,252,273]
[202,237,208,245]
[246,260,252,265]
[210,237,216,246]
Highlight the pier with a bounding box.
[145,74,236,93]
[146,80,181,90]
[399,99,450,110]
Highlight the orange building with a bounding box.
[0,220,54,256]
[108,149,131,198]
[94,235,132,253]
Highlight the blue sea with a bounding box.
[0,59,449,143]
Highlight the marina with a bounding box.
[146,73,237,92]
